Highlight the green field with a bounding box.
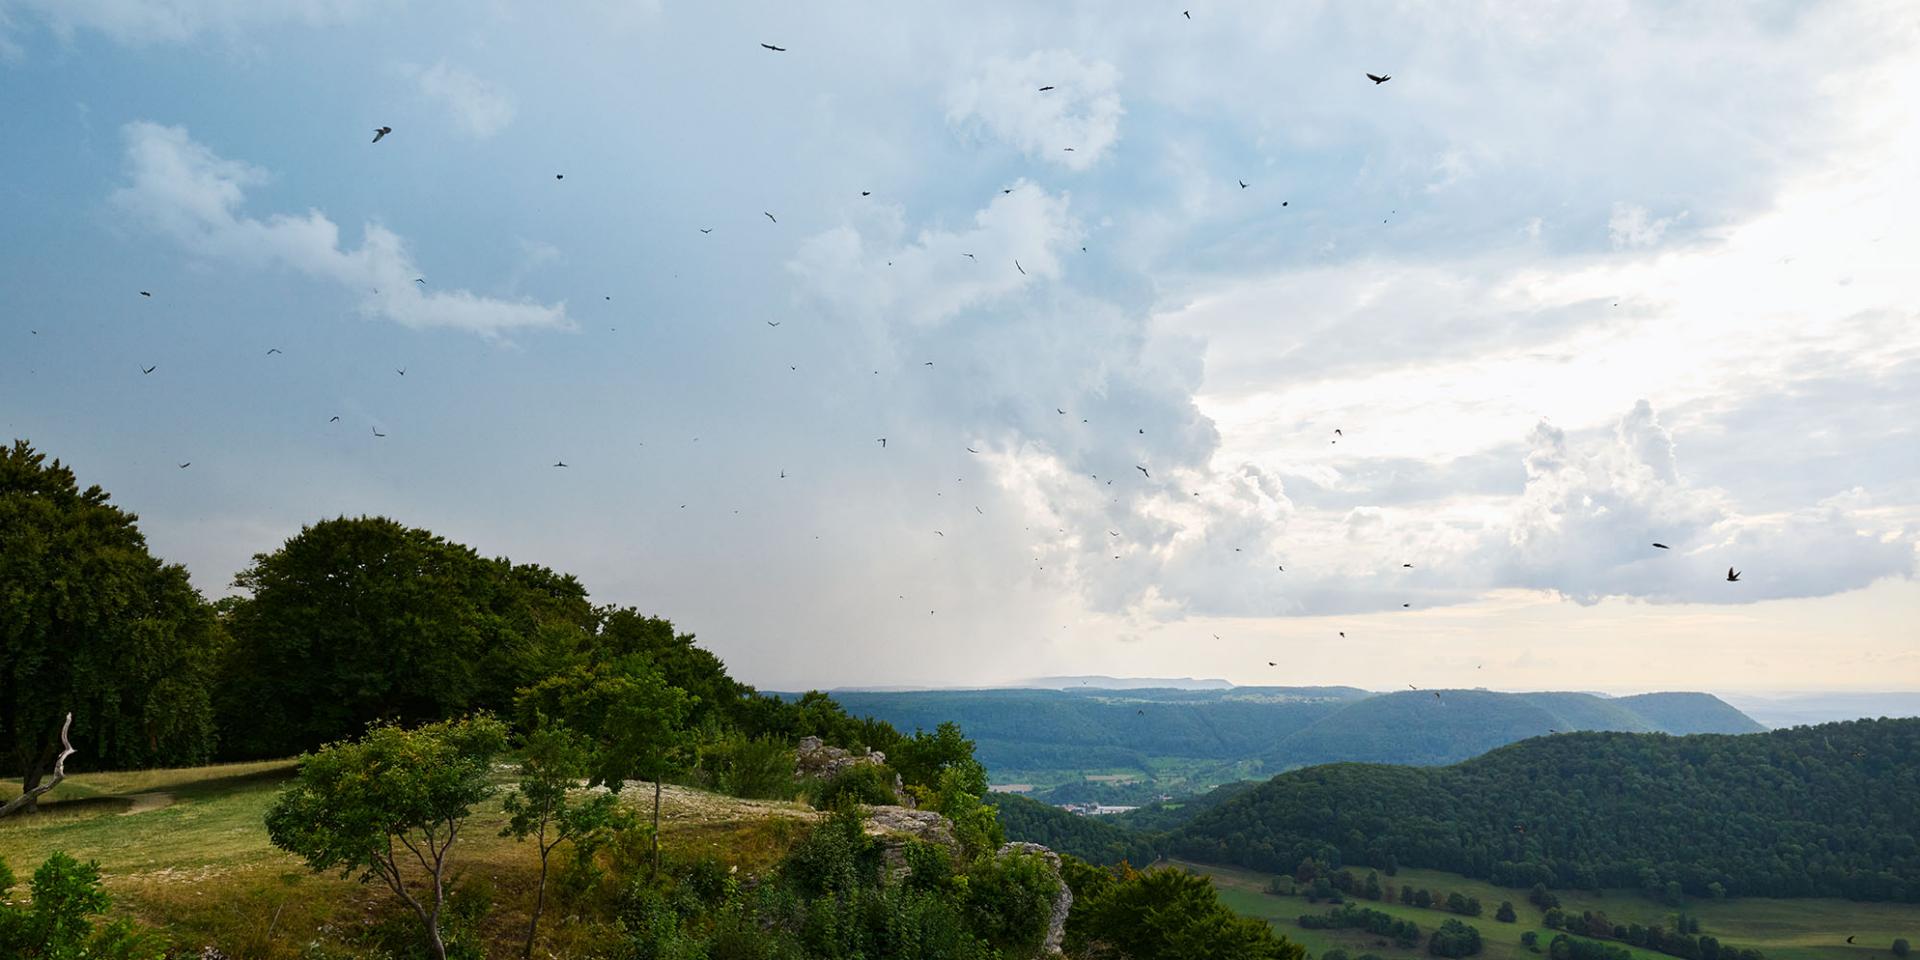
[1178,860,1920,960]
[0,760,819,958]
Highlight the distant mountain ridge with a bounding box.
[825,687,1764,787]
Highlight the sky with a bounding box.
[2,1,1916,694]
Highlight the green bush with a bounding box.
[0,852,166,960]
[811,763,899,810]
[703,734,800,800]
[962,849,1060,954]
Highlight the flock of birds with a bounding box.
[93,30,1750,696]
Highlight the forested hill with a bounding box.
[822,687,1761,777]
[1168,717,1920,902]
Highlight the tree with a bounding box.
[1065,865,1307,959]
[515,657,693,877]
[500,723,626,958]
[1496,900,1518,922]
[265,715,508,960]
[1364,870,1384,900]
[1893,939,1910,958]
[1429,918,1484,958]
[1,441,220,811]
[219,516,593,758]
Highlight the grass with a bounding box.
[0,761,826,958]
[1176,860,1920,960]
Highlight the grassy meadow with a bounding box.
[1178,860,1920,960]
[0,760,821,958]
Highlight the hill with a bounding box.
[825,687,1764,799]
[1168,717,1920,902]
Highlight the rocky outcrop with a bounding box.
[998,841,1071,957]
[795,735,912,806]
[862,804,959,878]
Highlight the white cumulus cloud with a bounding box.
[947,49,1122,171]
[415,61,516,139]
[111,121,568,336]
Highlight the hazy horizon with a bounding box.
[5,2,1917,694]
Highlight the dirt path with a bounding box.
[121,792,176,815]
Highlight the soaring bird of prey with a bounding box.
[767,320,781,327]
[1367,73,1391,84]
[875,438,887,448]
[1183,10,1191,17]
[414,277,425,284]
[1238,179,1248,189]
[371,427,386,437]
[967,447,980,454]
[923,361,934,366]
[1038,85,1055,92]
[553,461,568,468]
[372,126,392,143]
[1727,567,1742,582]
[1136,465,1150,478]
[266,348,282,355]
[1268,661,1276,667]
[555,174,564,180]
[141,365,156,374]
[1339,631,1346,638]
[328,416,340,422]
[1402,563,1413,568]
[700,228,713,234]
[760,43,786,51]
[1652,542,1670,549]
[395,367,406,376]
[1015,260,1027,275]
[1403,603,1411,607]
[934,531,944,537]
[177,462,190,469]
[764,211,777,223]
[861,190,871,196]
[963,252,976,260]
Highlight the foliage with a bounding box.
[1429,917,1484,957]
[1065,864,1307,959]
[0,851,165,959]
[1497,900,1518,921]
[700,733,800,800]
[218,516,594,758]
[264,714,509,960]
[0,440,220,802]
[1893,938,1910,957]
[810,763,898,810]
[1296,902,1421,947]
[501,722,629,956]
[960,848,1060,955]
[1169,719,1920,901]
[987,792,1161,865]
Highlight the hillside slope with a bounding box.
[1170,717,1920,902]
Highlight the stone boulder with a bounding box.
[795,735,912,806]
[862,804,960,878]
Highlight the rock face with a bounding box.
[998,841,1071,957]
[863,803,962,878]
[795,735,912,806]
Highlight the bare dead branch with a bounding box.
[0,712,76,819]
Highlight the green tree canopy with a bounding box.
[265,714,509,960]
[1065,864,1307,960]
[1,440,220,808]
[219,516,594,757]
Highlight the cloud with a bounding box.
[415,61,516,139]
[1607,202,1683,249]
[111,122,567,336]
[1,0,384,46]
[946,49,1122,171]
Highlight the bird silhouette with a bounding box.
[1339,631,1345,638]
[967,447,980,454]
[700,228,713,234]
[1056,408,1066,414]
[1183,10,1191,18]
[141,365,156,374]
[764,211,777,223]
[414,277,425,284]
[779,469,786,479]
[1268,661,1275,666]
[1367,73,1391,84]
[1653,543,1671,549]
[1403,563,1413,568]
[1136,465,1150,478]
[555,174,564,180]
[553,461,568,468]
[371,427,386,437]
[1727,567,1742,582]
[1015,260,1027,275]
[266,348,282,355]
[1038,86,1055,92]
[767,321,781,327]
[875,438,887,448]
[760,43,786,52]
[372,126,391,143]
[177,462,190,469]
[861,190,871,196]
[328,416,340,422]
[395,367,405,376]
[1238,179,1248,189]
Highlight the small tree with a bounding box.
[0,851,164,959]
[516,657,693,877]
[1892,939,1909,958]
[1496,900,1517,922]
[265,715,508,960]
[501,722,625,958]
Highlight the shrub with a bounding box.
[703,734,800,800]
[0,852,166,960]
[1892,940,1909,959]
[811,763,899,810]
[963,849,1060,955]
[1429,918,1485,957]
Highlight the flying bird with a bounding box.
[1038,85,1055,92]
[1268,661,1276,667]
[266,348,282,355]
[553,461,568,468]
[764,211,777,223]
[555,174,564,180]
[1057,408,1066,414]
[414,277,425,284]
[1652,543,1670,549]
[395,367,405,376]
[767,321,781,327]
[967,447,980,454]
[875,438,887,448]
[700,228,713,234]
[779,469,786,479]
[371,427,386,437]
[328,416,340,422]
[1183,10,1191,18]
[1367,73,1391,84]
[963,253,976,260]
[1238,179,1248,189]
[141,365,156,375]
[1015,260,1027,275]
[1136,465,1150,478]
[1727,567,1742,582]
[861,191,871,196]
[177,462,190,469]
[372,126,391,143]
[760,42,786,51]
[934,531,944,537]
[1402,563,1413,568]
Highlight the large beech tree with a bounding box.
[0,441,219,812]
[217,516,595,758]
